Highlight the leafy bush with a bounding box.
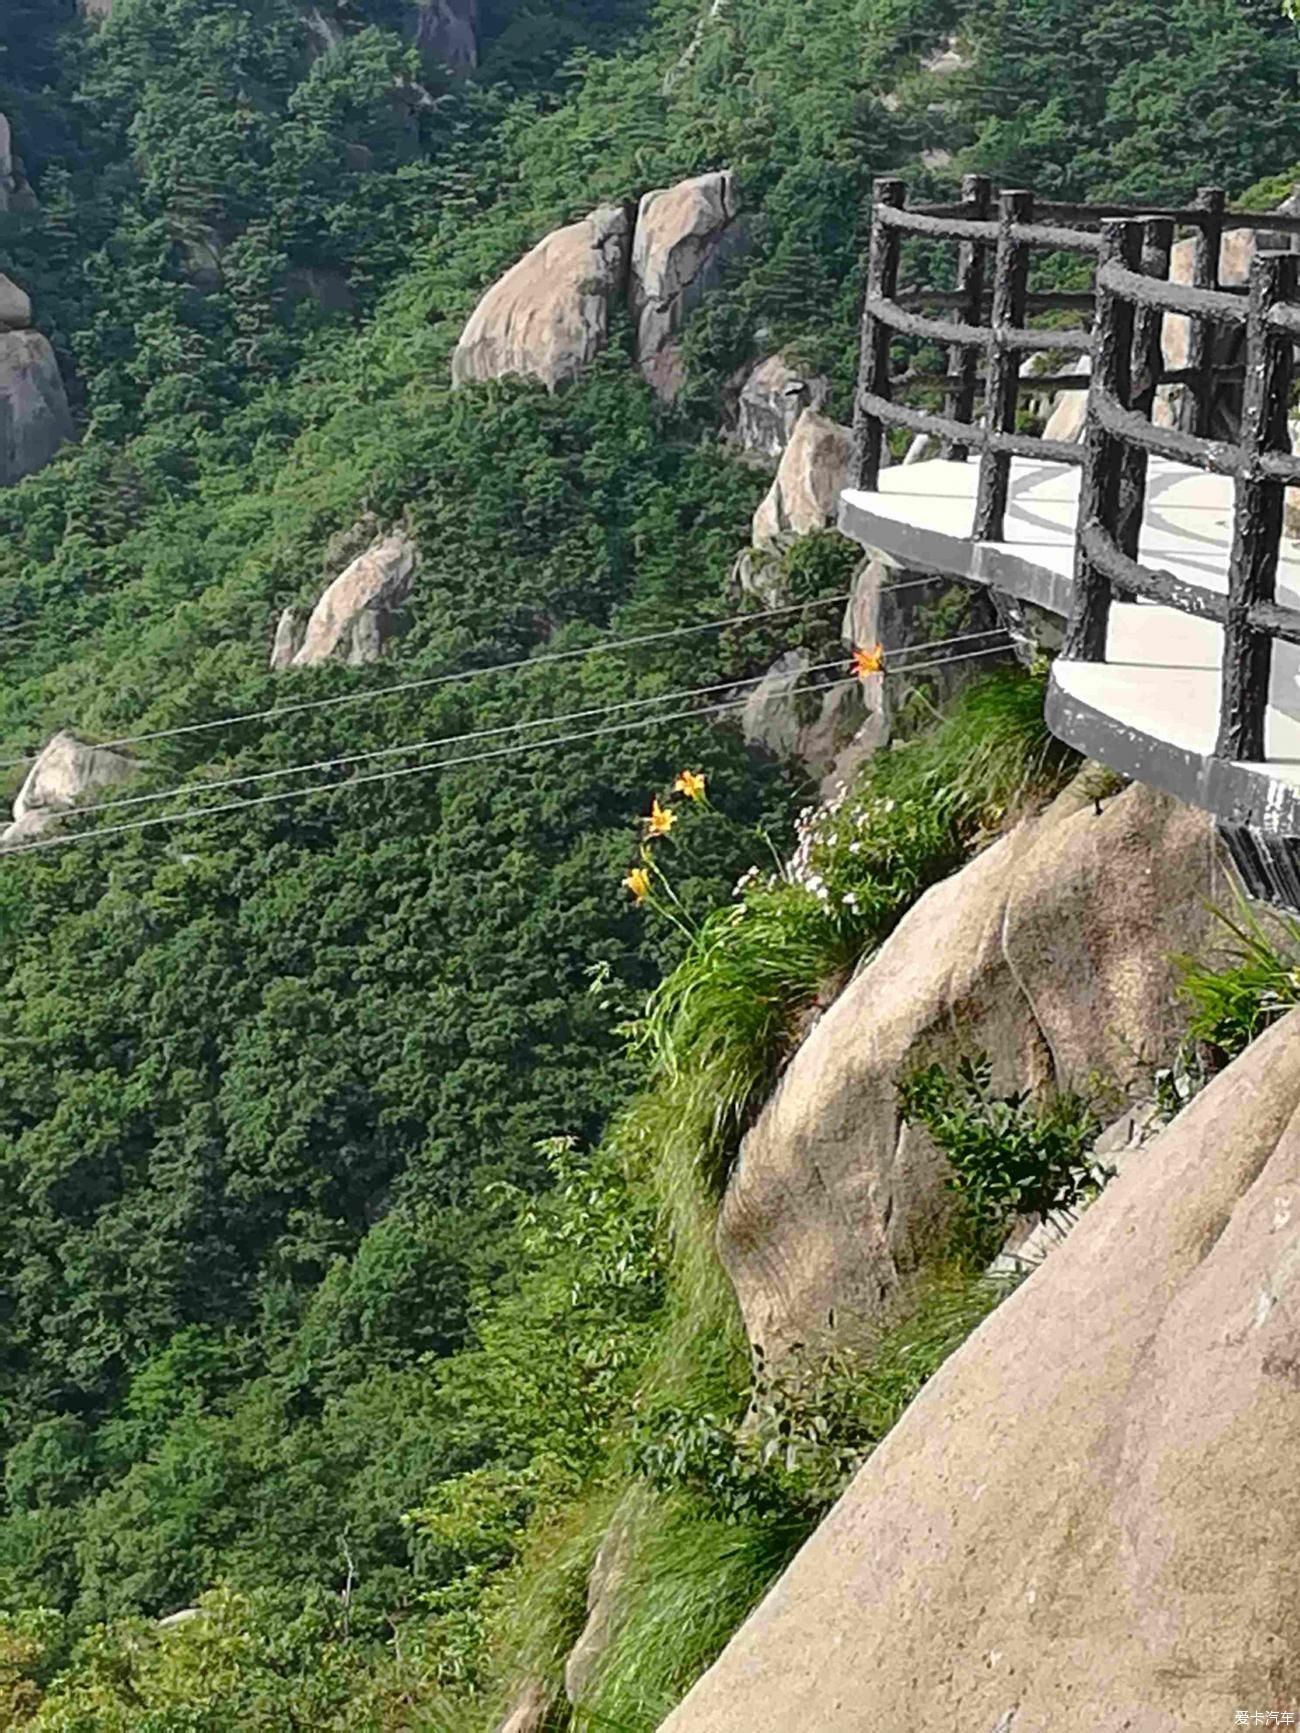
[899,1055,1106,1257]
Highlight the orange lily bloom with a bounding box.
[852,642,886,676]
[623,866,652,903]
[673,769,707,803]
[644,797,675,838]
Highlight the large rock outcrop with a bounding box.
[664,1007,1300,1731]
[630,171,743,400]
[734,355,828,461]
[718,778,1228,1367]
[0,330,75,488]
[288,531,417,667]
[1,732,137,849]
[412,0,478,72]
[0,276,32,332]
[452,206,632,392]
[0,114,35,214]
[738,648,866,779]
[751,409,853,548]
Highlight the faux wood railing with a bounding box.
[852,179,1300,764]
[1065,222,1300,761]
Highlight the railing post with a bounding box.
[1114,215,1173,560]
[973,188,1033,542]
[940,173,992,462]
[1217,249,1297,762]
[852,178,905,491]
[1183,185,1225,438]
[1063,218,1141,662]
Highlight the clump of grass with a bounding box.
[1176,898,1300,1069]
[638,667,1077,1207]
[576,1267,1010,1731]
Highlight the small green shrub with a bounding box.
[631,1267,1011,1528]
[899,1055,1106,1257]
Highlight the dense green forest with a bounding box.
[0,0,1298,1723]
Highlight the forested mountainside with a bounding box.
[0,0,1298,1725]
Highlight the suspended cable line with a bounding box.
[0,639,1015,861]
[0,592,851,768]
[33,627,1011,828]
[0,572,968,769]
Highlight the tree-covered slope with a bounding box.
[0,0,1297,1724]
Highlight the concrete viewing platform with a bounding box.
[840,457,1300,834]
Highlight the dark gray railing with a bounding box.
[1064,222,1300,762]
[852,176,1103,541]
[852,179,1300,765]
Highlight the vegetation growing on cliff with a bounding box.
[0,0,1298,1723]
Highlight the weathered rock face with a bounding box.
[564,1504,636,1706]
[412,0,478,72]
[291,531,417,667]
[452,206,632,392]
[494,1678,551,1733]
[1040,353,1090,443]
[735,356,828,462]
[78,0,115,16]
[0,275,32,332]
[269,606,306,671]
[1,732,137,849]
[752,410,853,548]
[0,115,12,210]
[836,555,1009,780]
[665,1007,1300,1732]
[0,113,35,213]
[717,779,1228,1368]
[0,331,75,488]
[739,649,866,777]
[630,171,743,399]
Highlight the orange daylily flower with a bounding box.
[673,769,707,803]
[852,642,886,676]
[644,797,676,838]
[623,866,652,904]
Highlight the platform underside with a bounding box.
[839,458,1300,834]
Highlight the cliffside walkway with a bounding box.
[840,178,1300,904]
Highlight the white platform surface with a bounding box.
[841,458,1300,793]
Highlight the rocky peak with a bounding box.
[281,530,418,668]
[412,0,478,73]
[630,170,744,400]
[1,732,138,850]
[452,205,633,393]
[735,355,829,462]
[751,408,854,548]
